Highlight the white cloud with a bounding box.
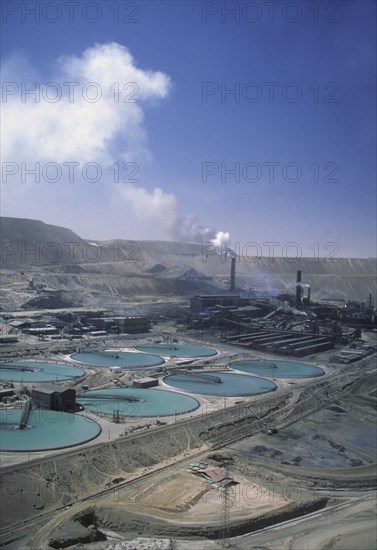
[1,42,230,243]
[116,184,178,229]
[2,42,170,164]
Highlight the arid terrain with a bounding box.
[0,217,376,549]
[0,347,375,549]
[1,218,376,313]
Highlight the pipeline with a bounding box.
[19,397,32,430]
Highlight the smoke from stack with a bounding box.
[295,272,311,305]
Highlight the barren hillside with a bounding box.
[0,217,375,310]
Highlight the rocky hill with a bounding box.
[0,217,375,310]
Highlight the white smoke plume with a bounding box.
[211,231,231,247]
[283,303,308,316]
[115,184,230,243]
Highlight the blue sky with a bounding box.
[1,0,376,258]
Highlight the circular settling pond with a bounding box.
[77,388,199,417]
[163,372,277,396]
[0,362,85,383]
[70,351,165,369]
[229,360,325,378]
[0,408,101,452]
[135,343,217,358]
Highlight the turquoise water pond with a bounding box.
[163,372,277,396]
[229,360,325,378]
[0,361,85,383]
[0,408,101,452]
[77,387,199,417]
[71,351,165,368]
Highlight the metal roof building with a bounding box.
[31,384,76,412]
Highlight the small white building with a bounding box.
[109,366,122,374]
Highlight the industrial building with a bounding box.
[70,315,151,334]
[225,328,334,357]
[132,377,158,388]
[112,316,152,334]
[190,295,249,314]
[31,385,76,412]
[188,463,236,489]
[26,326,59,336]
[188,270,346,357]
[0,388,16,400]
[0,336,19,345]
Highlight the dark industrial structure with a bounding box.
[187,272,356,357]
[296,270,302,307]
[230,257,236,291]
[112,316,152,334]
[0,388,16,400]
[132,377,158,388]
[31,385,76,412]
[190,295,249,314]
[225,328,334,357]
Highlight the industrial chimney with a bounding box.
[296,270,302,307]
[230,257,236,291]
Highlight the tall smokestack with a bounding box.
[230,257,236,291]
[307,285,311,304]
[296,270,302,307]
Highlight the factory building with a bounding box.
[8,319,34,330]
[84,316,151,334]
[112,316,151,334]
[190,295,249,314]
[31,385,76,412]
[0,389,16,400]
[0,336,19,345]
[26,326,59,336]
[86,318,115,331]
[188,464,237,489]
[225,327,334,357]
[132,377,158,388]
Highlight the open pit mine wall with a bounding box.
[1,218,376,302]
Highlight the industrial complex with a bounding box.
[0,219,376,550]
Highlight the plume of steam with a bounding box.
[206,231,234,258]
[283,303,308,316]
[211,231,231,247]
[116,185,231,244]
